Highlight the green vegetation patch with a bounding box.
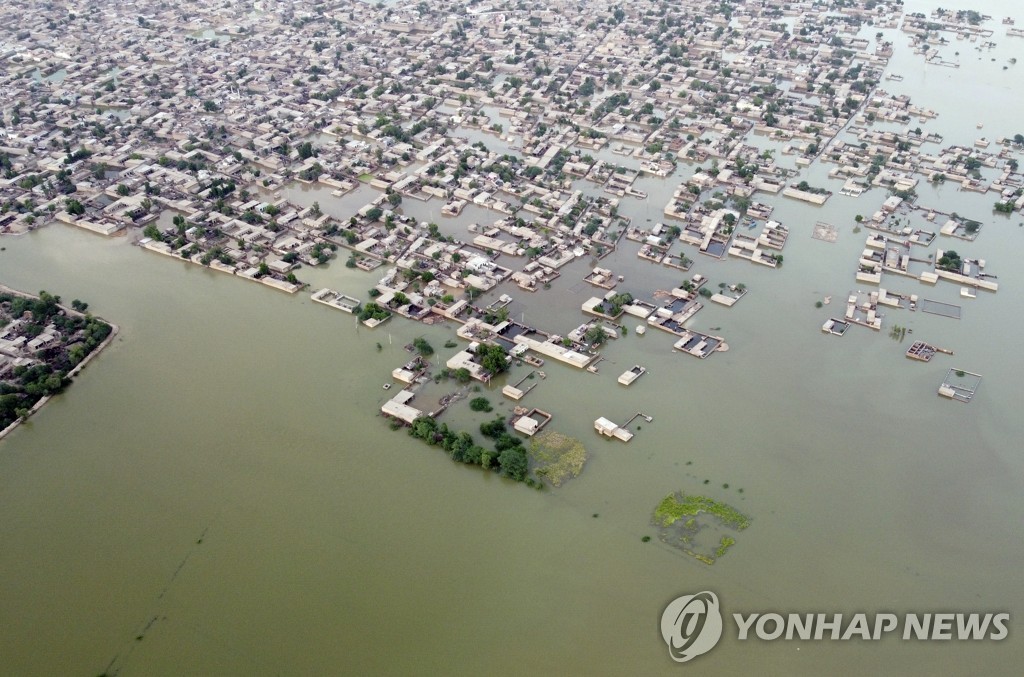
[654,492,750,530]
[528,431,587,487]
[469,396,492,412]
[652,492,751,565]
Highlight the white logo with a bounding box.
[661,591,723,663]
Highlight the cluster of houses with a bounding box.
[2,1,1021,414]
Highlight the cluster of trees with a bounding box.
[473,343,510,377]
[0,292,112,430]
[357,302,391,323]
[604,292,634,317]
[585,325,609,346]
[404,415,530,482]
[310,242,335,264]
[298,162,325,181]
[937,250,963,272]
[203,178,236,199]
[412,337,434,357]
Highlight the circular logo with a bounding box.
[660,591,723,663]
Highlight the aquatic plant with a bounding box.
[529,432,587,487]
[654,493,750,530]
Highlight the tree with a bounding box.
[297,141,316,159]
[203,100,219,112]
[413,337,434,356]
[480,417,507,438]
[498,446,529,481]
[143,224,161,240]
[65,198,85,216]
[585,325,609,346]
[475,343,509,376]
[469,397,492,412]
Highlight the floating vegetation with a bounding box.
[529,432,587,487]
[641,535,651,543]
[652,492,751,565]
[654,493,750,530]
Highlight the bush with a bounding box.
[480,416,507,438]
[469,397,492,412]
[413,337,434,356]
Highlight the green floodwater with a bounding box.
[3,3,1024,675]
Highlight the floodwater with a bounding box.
[3,5,1024,675]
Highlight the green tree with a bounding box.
[585,325,608,345]
[469,397,492,412]
[475,343,510,376]
[498,446,529,481]
[413,337,434,356]
[65,198,85,216]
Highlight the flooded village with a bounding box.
[6,1,1024,674]
[2,0,1022,453]
[4,0,1019,446]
